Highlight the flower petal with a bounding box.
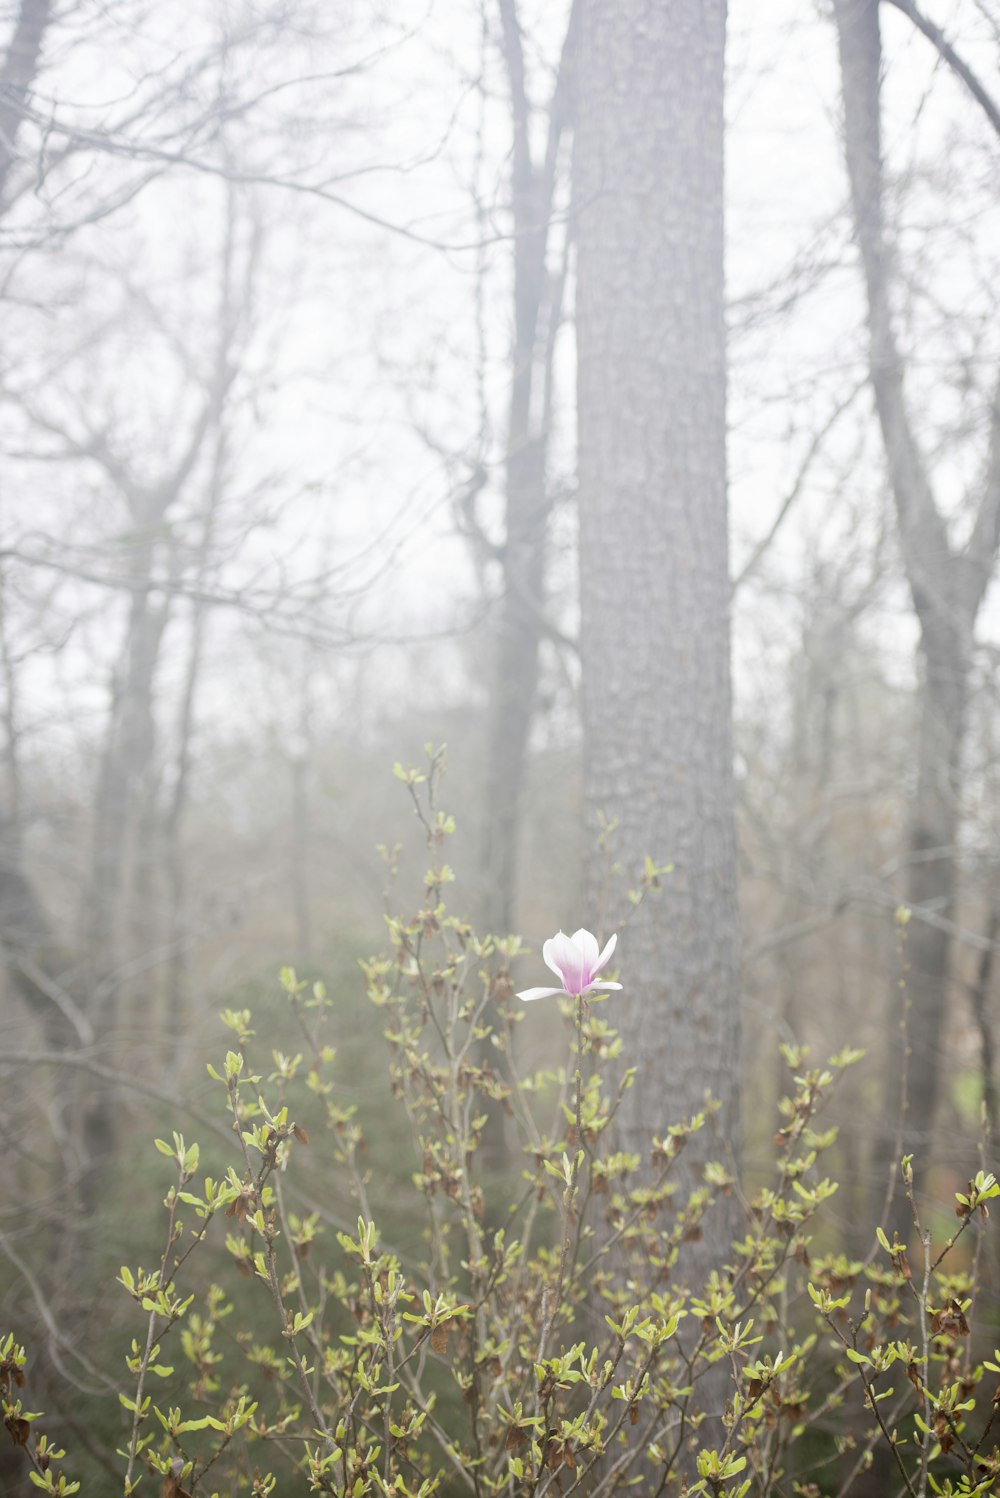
[593,931,618,976]
[542,934,567,982]
[550,930,587,994]
[587,981,622,993]
[571,928,600,975]
[516,986,567,1003]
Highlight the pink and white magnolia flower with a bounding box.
[517,928,622,1003]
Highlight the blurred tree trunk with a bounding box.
[833,0,1000,1238]
[0,0,50,205]
[480,0,577,938]
[290,651,314,961]
[79,518,170,1180]
[84,528,170,1024]
[0,0,58,1011]
[164,481,223,1027]
[0,1,113,1273]
[164,194,257,1032]
[574,0,741,1277]
[75,298,238,1183]
[0,0,89,1224]
[968,902,999,1148]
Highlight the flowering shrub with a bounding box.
[4,749,1000,1497]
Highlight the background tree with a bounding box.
[478,0,578,938]
[833,0,1000,1231]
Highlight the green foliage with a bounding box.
[4,752,1000,1495]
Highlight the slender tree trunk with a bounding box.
[165,472,225,1031]
[0,0,51,205]
[968,902,999,1147]
[83,544,168,1037]
[165,189,249,1031]
[833,0,1000,1236]
[290,656,314,961]
[0,0,84,1156]
[0,561,94,1203]
[0,557,24,852]
[574,0,741,1281]
[480,0,577,938]
[164,595,208,1028]
[902,630,967,1151]
[482,442,547,939]
[0,8,65,1046]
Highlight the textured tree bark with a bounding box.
[834,0,1000,1239]
[574,0,742,1277]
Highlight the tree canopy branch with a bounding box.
[834,0,954,624]
[883,0,1000,140]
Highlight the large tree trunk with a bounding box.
[574,0,741,1277]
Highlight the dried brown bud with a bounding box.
[933,1413,953,1454]
[931,1300,970,1338]
[4,1414,29,1446]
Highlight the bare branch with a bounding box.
[0,1049,233,1142]
[733,377,868,592]
[883,0,1000,140]
[965,370,1000,589]
[4,100,522,256]
[834,0,952,620]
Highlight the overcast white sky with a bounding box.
[0,0,997,779]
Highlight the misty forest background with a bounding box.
[0,0,998,1489]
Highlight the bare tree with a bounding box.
[833,0,1000,1229]
[0,1,82,1078]
[477,0,578,937]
